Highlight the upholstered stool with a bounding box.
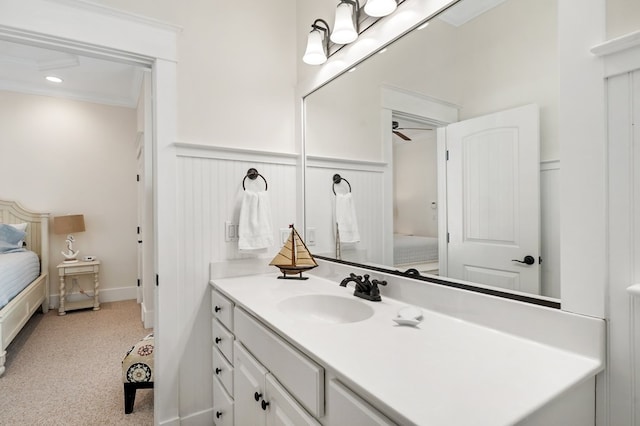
[122,333,154,414]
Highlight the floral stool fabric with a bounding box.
[122,333,154,414]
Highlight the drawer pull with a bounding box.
[214,305,222,312]
[254,392,262,402]
[215,367,222,375]
[261,400,270,411]
[215,337,222,344]
[216,411,222,419]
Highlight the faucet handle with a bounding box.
[372,279,387,287]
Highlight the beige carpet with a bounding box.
[0,300,153,425]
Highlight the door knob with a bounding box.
[512,255,535,265]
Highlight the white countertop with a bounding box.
[211,272,603,425]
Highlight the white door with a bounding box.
[265,374,320,426]
[446,104,540,294]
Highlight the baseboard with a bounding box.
[141,301,154,328]
[49,285,137,309]
[179,407,213,425]
[158,416,181,426]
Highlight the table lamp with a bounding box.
[54,214,85,263]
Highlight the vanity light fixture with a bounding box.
[331,0,360,44]
[364,0,397,17]
[45,76,63,83]
[303,19,331,65]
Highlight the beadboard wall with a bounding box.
[306,156,386,264]
[174,143,299,421]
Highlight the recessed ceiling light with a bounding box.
[417,22,430,30]
[348,67,357,73]
[45,76,63,83]
[378,48,388,55]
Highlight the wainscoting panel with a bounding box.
[306,157,386,264]
[175,144,299,421]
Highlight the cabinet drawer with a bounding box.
[327,379,396,426]
[212,289,234,331]
[62,265,96,274]
[213,375,234,426]
[234,307,324,418]
[212,318,234,363]
[213,345,234,395]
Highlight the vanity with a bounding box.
[210,260,604,426]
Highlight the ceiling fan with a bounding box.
[392,120,432,141]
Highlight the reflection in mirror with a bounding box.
[304,0,560,302]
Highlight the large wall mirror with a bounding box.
[304,0,560,304]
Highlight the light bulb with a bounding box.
[364,0,397,17]
[303,30,327,65]
[331,2,358,44]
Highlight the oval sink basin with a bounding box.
[277,294,374,324]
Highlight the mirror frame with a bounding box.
[299,0,564,310]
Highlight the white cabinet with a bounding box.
[212,290,235,426]
[234,341,319,426]
[327,379,395,426]
[211,285,398,425]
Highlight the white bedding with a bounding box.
[0,250,40,309]
[393,234,439,265]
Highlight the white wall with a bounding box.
[0,90,138,304]
[92,0,298,154]
[393,134,438,237]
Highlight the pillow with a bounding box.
[10,223,28,247]
[0,223,26,245]
[0,240,25,254]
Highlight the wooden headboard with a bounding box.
[0,200,49,273]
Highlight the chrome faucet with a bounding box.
[339,273,387,302]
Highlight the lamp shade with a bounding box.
[303,29,328,65]
[331,2,358,44]
[54,214,85,234]
[364,0,397,17]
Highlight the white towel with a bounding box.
[238,190,274,250]
[335,192,360,243]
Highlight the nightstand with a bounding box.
[57,260,101,315]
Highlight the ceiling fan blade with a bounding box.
[393,130,411,141]
[398,127,433,131]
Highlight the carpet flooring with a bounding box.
[0,299,153,425]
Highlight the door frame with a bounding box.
[380,86,458,269]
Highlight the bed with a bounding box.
[393,234,439,272]
[0,200,49,376]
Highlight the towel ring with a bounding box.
[243,168,268,191]
[332,174,351,195]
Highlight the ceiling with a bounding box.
[0,40,144,108]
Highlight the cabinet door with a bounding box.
[234,341,268,426]
[327,379,396,425]
[265,373,320,426]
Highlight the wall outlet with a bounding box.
[306,227,316,246]
[225,221,239,242]
[280,228,290,245]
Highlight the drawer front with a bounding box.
[234,307,324,418]
[62,265,96,275]
[212,289,234,331]
[327,379,396,426]
[213,375,234,426]
[212,318,234,363]
[213,345,234,395]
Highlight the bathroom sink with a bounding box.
[277,294,374,324]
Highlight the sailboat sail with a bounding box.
[270,225,317,278]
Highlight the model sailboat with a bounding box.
[269,224,318,280]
